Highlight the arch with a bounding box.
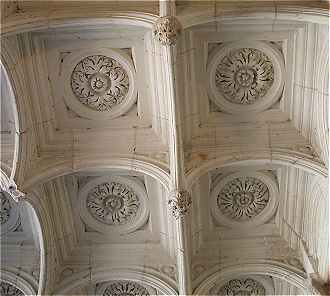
[0,269,38,296]
[19,159,170,295]
[0,62,20,182]
[21,156,170,194]
[54,266,177,295]
[193,261,311,295]
[179,4,329,29]
[186,149,327,189]
[2,13,158,36]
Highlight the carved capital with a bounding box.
[168,190,192,219]
[153,16,182,46]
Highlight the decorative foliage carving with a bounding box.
[215,48,274,105]
[71,55,129,111]
[86,181,140,225]
[168,190,192,219]
[0,282,24,296]
[153,16,182,46]
[207,42,284,115]
[0,192,11,224]
[103,281,149,296]
[217,177,269,221]
[218,278,266,296]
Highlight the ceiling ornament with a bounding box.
[71,55,129,112]
[217,177,269,221]
[0,282,24,296]
[0,192,20,235]
[79,176,149,234]
[102,281,150,296]
[168,189,192,219]
[211,171,279,228]
[153,16,182,46]
[64,49,137,120]
[86,181,139,226]
[216,48,274,105]
[217,278,266,296]
[1,192,12,225]
[207,41,284,114]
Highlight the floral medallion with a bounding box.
[217,177,269,221]
[79,176,149,234]
[215,48,274,105]
[71,55,129,112]
[0,282,24,296]
[86,181,139,226]
[207,41,284,114]
[0,192,11,225]
[103,281,149,296]
[211,172,278,228]
[218,278,266,296]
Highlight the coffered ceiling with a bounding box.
[0,1,329,296]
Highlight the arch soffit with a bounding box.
[179,5,329,28]
[54,267,178,295]
[186,151,328,189]
[0,63,20,181]
[193,261,309,295]
[21,157,170,194]
[1,4,329,37]
[1,13,158,37]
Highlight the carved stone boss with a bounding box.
[153,16,182,46]
[168,190,192,219]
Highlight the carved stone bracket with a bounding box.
[153,16,182,46]
[168,190,192,219]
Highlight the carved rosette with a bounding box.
[168,190,192,219]
[211,172,278,228]
[64,49,137,120]
[79,176,149,234]
[215,48,274,105]
[207,41,284,114]
[1,192,11,224]
[71,55,129,111]
[217,177,269,221]
[153,16,182,46]
[103,281,150,296]
[217,278,266,296]
[0,191,20,234]
[86,181,139,226]
[0,282,24,296]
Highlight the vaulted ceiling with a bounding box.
[0,1,329,296]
